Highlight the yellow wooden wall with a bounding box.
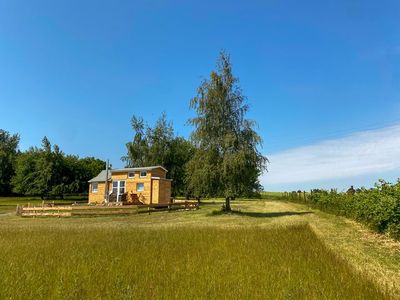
[88,168,171,204]
[126,180,152,204]
[88,182,108,204]
[151,180,160,203]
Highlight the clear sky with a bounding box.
[1,0,399,191]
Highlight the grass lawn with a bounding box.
[0,196,87,214]
[0,197,399,299]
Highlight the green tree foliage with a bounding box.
[168,137,194,196]
[122,114,194,196]
[12,136,105,198]
[123,116,148,167]
[77,157,107,191]
[0,129,20,195]
[186,51,268,210]
[285,179,400,240]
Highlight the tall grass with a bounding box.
[0,225,388,299]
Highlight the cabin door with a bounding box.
[112,180,126,202]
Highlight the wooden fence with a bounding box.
[282,191,308,202]
[16,201,199,218]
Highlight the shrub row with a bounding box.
[284,179,400,240]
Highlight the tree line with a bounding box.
[0,131,104,198]
[1,52,267,207]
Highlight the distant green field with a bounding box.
[0,197,398,299]
[261,191,285,200]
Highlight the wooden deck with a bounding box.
[16,201,199,218]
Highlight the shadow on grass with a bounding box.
[198,201,221,206]
[208,210,313,218]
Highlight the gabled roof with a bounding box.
[88,166,168,183]
[111,166,168,173]
[88,170,112,183]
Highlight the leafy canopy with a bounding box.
[186,51,268,203]
[0,129,20,195]
[122,113,194,196]
[12,136,105,198]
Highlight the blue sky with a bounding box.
[1,0,399,191]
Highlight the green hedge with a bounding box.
[284,180,400,240]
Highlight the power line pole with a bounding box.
[104,159,110,203]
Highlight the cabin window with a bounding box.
[137,183,144,192]
[128,172,135,178]
[92,182,98,193]
[140,171,147,178]
[119,181,125,194]
[112,181,126,195]
[112,181,118,194]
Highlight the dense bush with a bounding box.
[11,137,105,199]
[284,180,400,240]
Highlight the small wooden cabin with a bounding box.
[88,166,172,205]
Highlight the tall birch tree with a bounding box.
[186,51,268,211]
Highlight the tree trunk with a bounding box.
[225,196,232,212]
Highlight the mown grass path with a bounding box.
[0,197,399,299]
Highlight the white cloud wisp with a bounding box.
[262,124,400,187]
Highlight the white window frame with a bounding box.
[112,180,126,201]
[128,172,135,178]
[92,182,98,193]
[140,171,147,178]
[137,182,145,192]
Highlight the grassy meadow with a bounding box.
[0,197,399,299]
[0,196,87,214]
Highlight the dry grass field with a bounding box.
[0,197,399,299]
